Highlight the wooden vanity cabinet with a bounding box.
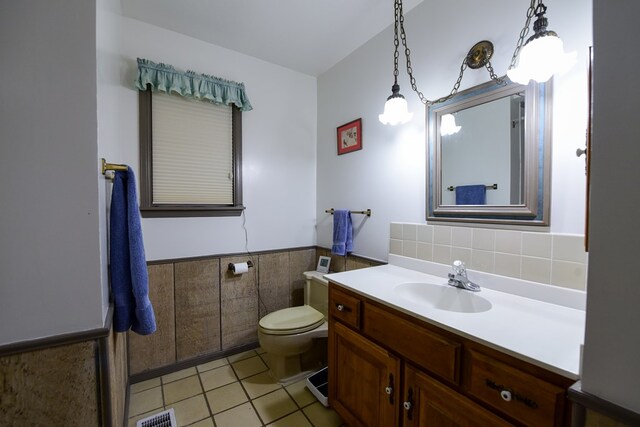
[329,321,400,427]
[328,282,573,427]
[403,364,514,427]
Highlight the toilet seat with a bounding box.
[259,306,324,335]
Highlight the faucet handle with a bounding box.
[452,260,467,277]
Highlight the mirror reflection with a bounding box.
[427,79,551,225]
[440,92,525,206]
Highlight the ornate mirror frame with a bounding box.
[427,78,552,226]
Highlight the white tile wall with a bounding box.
[389,223,588,291]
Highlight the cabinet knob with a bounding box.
[385,386,393,395]
[500,389,513,402]
[403,401,412,410]
[337,304,344,311]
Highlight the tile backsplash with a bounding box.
[390,223,588,291]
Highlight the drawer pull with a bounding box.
[336,303,351,312]
[404,387,414,420]
[386,373,395,404]
[500,389,513,402]
[485,379,539,409]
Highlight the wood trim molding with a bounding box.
[128,342,260,384]
[0,305,114,357]
[569,381,640,426]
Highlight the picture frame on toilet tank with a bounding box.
[337,118,362,155]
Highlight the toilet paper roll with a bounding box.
[229,262,249,275]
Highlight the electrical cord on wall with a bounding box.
[241,209,269,316]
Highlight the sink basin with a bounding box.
[394,282,492,313]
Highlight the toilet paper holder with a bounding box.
[228,260,253,273]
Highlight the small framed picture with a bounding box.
[337,118,362,155]
[316,256,331,273]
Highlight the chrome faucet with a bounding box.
[447,260,481,292]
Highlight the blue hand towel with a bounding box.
[331,210,353,256]
[110,168,156,335]
[455,185,487,205]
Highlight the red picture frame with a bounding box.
[337,118,362,155]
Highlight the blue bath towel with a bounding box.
[110,168,156,335]
[455,185,487,205]
[331,210,353,256]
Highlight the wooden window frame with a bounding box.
[138,87,244,217]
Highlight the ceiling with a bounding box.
[121,0,424,77]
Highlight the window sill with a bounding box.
[140,205,245,218]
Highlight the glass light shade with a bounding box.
[507,34,576,84]
[440,114,461,136]
[379,96,413,125]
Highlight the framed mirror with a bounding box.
[427,78,552,225]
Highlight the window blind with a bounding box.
[151,91,233,204]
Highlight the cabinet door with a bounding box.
[403,365,515,427]
[329,321,400,427]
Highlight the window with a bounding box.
[133,58,252,218]
[138,88,244,217]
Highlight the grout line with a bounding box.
[195,364,214,422]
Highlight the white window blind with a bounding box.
[151,91,233,204]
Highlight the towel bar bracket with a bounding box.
[101,158,128,175]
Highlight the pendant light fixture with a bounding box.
[379,0,504,126]
[507,0,576,84]
[378,0,412,125]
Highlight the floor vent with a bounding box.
[136,408,177,427]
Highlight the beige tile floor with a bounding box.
[128,348,344,427]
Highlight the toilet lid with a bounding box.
[259,306,324,334]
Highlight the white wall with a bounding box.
[104,16,318,261]
[317,0,592,262]
[581,0,640,413]
[0,1,105,345]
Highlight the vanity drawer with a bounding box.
[463,349,567,427]
[329,285,361,329]
[363,302,460,384]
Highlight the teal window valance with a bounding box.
[134,58,253,111]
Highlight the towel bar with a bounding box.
[447,184,497,191]
[325,208,371,217]
[101,158,128,175]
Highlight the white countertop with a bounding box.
[325,259,586,380]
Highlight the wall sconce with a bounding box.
[507,0,576,84]
[378,0,503,125]
[440,114,461,136]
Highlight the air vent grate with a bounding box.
[136,408,177,427]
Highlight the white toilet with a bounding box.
[258,270,329,384]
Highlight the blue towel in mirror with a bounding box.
[455,185,487,205]
[331,210,353,256]
[110,168,156,335]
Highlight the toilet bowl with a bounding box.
[258,270,329,384]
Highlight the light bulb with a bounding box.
[507,35,576,84]
[379,96,413,125]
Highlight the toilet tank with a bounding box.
[303,271,329,318]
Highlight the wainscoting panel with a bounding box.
[220,255,260,350]
[289,248,317,306]
[175,259,221,361]
[258,252,291,318]
[0,341,99,425]
[129,263,176,374]
[106,326,128,426]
